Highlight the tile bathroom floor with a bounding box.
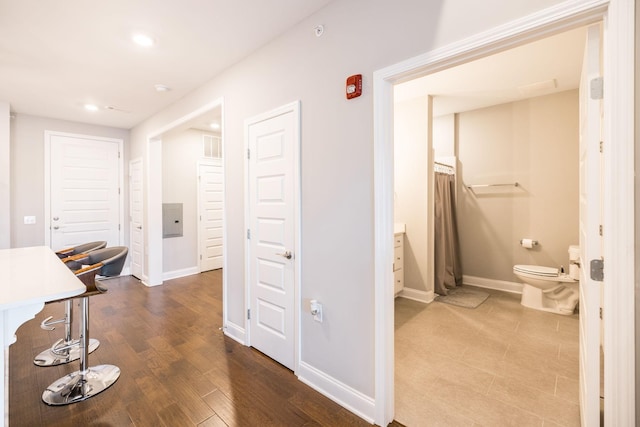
[394,286,580,427]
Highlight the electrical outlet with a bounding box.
[24,216,36,225]
[310,300,323,323]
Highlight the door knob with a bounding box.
[277,251,292,259]
[53,226,59,230]
[136,226,142,230]
[52,217,59,221]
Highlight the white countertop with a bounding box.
[0,246,86,310]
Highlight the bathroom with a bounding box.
[394,25,584,425]
[392,26,584,425]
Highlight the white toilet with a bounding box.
[513,245,580,315]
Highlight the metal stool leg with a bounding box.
[42,297,120,405]
[34,300,100,367]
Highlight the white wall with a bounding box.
[128,0,570,412]
[394,97,429,292]
[0,103,9,249]
[162,128,205,274]
[10,114,129,248]
[434,114,456,157]
[457,90,579,282]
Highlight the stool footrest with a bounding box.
[42,364,120,405]
[34,339,100,367]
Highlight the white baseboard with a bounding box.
[297,361,375,424]
[223,321,246,345]
[463,275,523,294]
[162,266,199,281]
[396,287,434,303]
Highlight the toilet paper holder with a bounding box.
[520,239,539,247]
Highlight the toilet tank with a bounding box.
[568,245,580,280]
[568,245,580,261]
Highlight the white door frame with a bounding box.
[146,97,225,286]
[244,101,301,373]
[44,130,125,248]
[129,157,145,281]
[372,0,634,425]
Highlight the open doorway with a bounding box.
[391,26,588,425]
[145,98,225,286]
[372,2,635,425]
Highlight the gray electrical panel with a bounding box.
[162,203,183,238]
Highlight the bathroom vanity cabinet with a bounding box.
[393,224,405,295]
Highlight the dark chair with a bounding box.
[55,241,107,259]
[42,246,128,405]
[35,241,108,366]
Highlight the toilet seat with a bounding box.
[513,265,558,277]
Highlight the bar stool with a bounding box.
[42,246,127,405]
[35,241,107,366]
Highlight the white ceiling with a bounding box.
[0,0,334,129]
[394,26,588,116]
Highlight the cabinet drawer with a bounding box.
[394,268,404,294]
[393,245,403,271]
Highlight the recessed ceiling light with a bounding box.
[154,84,171,92]
[209,122,220,130]
[84,104,99,111]
[132,33,155,47]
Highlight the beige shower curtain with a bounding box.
[434,171,462,296]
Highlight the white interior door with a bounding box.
[199,159,223,272]
[129,158,144,279]
[47,132,122,250]
[247,102,299,371]
[578,24,603,427]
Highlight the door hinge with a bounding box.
[247,229,251,239]
[599,307,603,319]
[599,225,603,236]
[118,151,121,159]
[599,141,603,153]
[200,254,202,260]
[118,224,121,231]
[590,77,604,100]
[247,149,250,160]
[247,309,251,320]
[590,258,604,282]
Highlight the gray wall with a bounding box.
[457,90,579,282]
[128,0,571,404]
[10,113,129,248]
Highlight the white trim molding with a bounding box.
[297,361,375,424]
[162,266,200,281]
[373,0,634,425]
[463,275,523,295]
[397,287,435,304]
[602,0,636,425]
[223,321,246,345]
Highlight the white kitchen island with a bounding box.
[0,246,85,426]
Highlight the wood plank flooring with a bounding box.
[9,270,378,427]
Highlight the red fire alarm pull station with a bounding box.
[346,74,362,99]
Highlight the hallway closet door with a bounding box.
[246,102,300,371]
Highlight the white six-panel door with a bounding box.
[246,102,299,370]
[199,159,224,272]
[578,24,603,427]
[46,132,122,250]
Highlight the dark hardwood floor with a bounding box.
[9,270,386,426]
